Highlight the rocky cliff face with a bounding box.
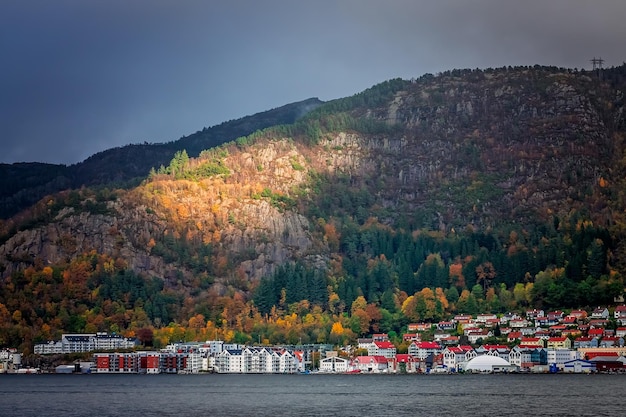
[1,66,625,289]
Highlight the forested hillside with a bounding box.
[1,65,626,353]
[0,98,323,219]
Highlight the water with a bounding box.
[0,373,623,417]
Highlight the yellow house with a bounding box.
[547,337,572,349]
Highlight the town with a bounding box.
[2,306,626,375]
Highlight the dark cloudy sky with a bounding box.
[1,0,625,165]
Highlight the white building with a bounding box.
[34,333,136,354]
[319,356,349,373]
[442,346,476,372]
[547,348,579,370]
[367,341,397,359]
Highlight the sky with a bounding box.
[1,0,625,165]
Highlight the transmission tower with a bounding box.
[590,57,604,71]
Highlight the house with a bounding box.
[498,327,512,335]
[476,313,497,323]
[589,319,609,328]
[467,330,492,344]
[547,337,571,349]
[548,325,567,334]
[616,327,626,338]
[319,356,349,373]
[278,350,299,373]
[394,354,420,373]
[507,331,522,343]
[454,314,473,324]
[569,309,587,320]
[438,335,460,345]
[442,345,476,372]
[408,323,432,332]
[357,338,374,350]
[500,312,520,324]
[577,324,590,333]
[614,306,626,321]
[485,318,501,328]
[372,333,389,342]
[482,345,511,362]
[599,336,624,348]
[547,311,565,322]
[509,318,530,328]
[591,307,610,319]
[509,346,533,368]
[519,337,543,348]
[526,309,545,319]
[519,327,537,336]
[409,341,441,360]
[534,330,551,340]
[403,333,420,342]
[509,346,547,368]
[368,341,397,359]
[588,328,605,339]
[351,356,388,373]
[562,328,582,338]
[437,321,456,331]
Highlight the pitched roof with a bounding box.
[416,341,441,349]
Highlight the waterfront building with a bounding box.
[319,356,349,373]
[351,356,388,373]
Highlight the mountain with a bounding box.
[2,65,626,352]
[0,97,324,219]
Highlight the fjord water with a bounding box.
[0,373,622,417]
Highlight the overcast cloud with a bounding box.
[1,0,625,165]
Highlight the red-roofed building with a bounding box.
[584,351,619,360]
[409,341,441,360]
[547,311,565,321]
[549,325,567,333]
[454,315,473,324]
[351,356,389,373]
[442,345,476,372]
[393,354,419,373]
[569,310,587,320]
[438,335,460,345]
[589,319,608,328]
[599,336,624,348]
[403,333,420,342]
[408,323,432,332]
[592,307,610,319]
[368,341,397,358]
[574,336,597,349]
[616,327,626,338]
[485,318,501,328]
[520,337,543,348]
[507,331,522,343]
[562,328,581,338]
[547,337,571,349]
[588,328,604,338]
